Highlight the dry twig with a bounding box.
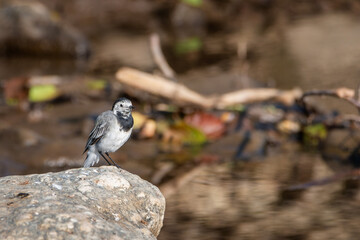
[149,33,176,81]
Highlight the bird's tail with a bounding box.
[83,146,100,167]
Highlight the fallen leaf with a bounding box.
[175,37,202,55]
[4,77,29,106]
[277,120,301,134]
[139,119,157,138]
[162,121,207,146]
[195,154,220,164]
[132,111,147,130]
[182,0,203,7]
[87,79,107,90]
[29,84,59,102]
[303,123,327,147]
[185,112,225,140]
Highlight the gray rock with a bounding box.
[0,1,90,58]
[0,166,165,240]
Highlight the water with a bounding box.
[1,10,360,240]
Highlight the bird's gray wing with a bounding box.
[83,111,113,154]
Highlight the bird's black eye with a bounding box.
[120,104,123,107]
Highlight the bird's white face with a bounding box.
[112,98,134,117]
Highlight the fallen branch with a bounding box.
[116,67,303,109]
[116,67,213,108]
[216,87,302,108]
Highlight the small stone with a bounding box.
[79,221,93,233]
[46,231,58,239]
[51,183,62,190]
[137,192,146,198]
[95,172,130,190]
[77,183,93,193]
[16,213,33,225]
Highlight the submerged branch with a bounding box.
[301,88,360,112]
[285,169,360,191]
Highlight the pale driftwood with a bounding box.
[116,67,303,109]
[215,88,302,108]
[116,67,213,108]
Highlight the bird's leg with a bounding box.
[105,152,121,168]
[99,151,112,166]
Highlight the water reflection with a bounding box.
[159,148,360,240]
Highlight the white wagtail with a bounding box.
[83,97,134,168]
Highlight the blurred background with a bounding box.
[1,0,360,239]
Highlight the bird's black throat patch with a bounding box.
[117,113,134,131]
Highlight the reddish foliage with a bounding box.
[184,112,226,140]
[4,77,29,107]
[195,154,221,164]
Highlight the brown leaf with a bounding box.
[139,119,157,139]
[4,77,29,108]
[195,154,220,164]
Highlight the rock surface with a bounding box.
[0,166,165,240]
[0,1,90,58]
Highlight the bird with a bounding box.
[83,97,134,168]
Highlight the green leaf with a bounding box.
[29,85,58,102]
[175,37,202,55]
[303,123,327,146]
[87,79,107,90]
[6,98,19,106]
[225,104,246,112]
[175,122,207,145]
[182,0,203,7]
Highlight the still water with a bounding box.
[1,11,360,240]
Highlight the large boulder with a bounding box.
[0,1,90,58]
[0,166,165,239]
